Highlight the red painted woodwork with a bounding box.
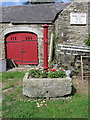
[43,24,49,70]
[6,32,38,65]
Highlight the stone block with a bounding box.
[23,72,72,98]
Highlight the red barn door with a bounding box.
[6,32,38,65]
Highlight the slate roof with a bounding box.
[0,3,69,24]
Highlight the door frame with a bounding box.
[2,26,43,66]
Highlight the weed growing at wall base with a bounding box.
[84,34,90,46]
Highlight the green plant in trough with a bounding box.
[48,71,66,78]
[29,69,66,78]
[29,69,40,78]
[84,34,90,46]
[40,71,48,78]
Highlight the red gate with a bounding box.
[6,32,38,65]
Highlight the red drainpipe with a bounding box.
[43,24,49,70]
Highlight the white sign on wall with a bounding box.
[70,13,86,24]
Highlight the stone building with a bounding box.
[0,1,90,71]
[0,3,69,71]
[54,2,90,68]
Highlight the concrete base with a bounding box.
[0,59,6,72]
[23,72,72,98]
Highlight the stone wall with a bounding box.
[54,2,89,70]
[54,2,89,46]
[0,23,53,69]
[88,2,90,34]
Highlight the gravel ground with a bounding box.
[72,76,88,95]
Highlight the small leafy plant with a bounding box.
[29,69,40,78]
[29,69,66,78]
[48,71,66,78]
[84,34,90,46]
[40,71,48,78]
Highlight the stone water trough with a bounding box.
[23,72,72,98]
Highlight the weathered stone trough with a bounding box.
[23,72,72,98]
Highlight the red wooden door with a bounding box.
[6,32,38,65]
